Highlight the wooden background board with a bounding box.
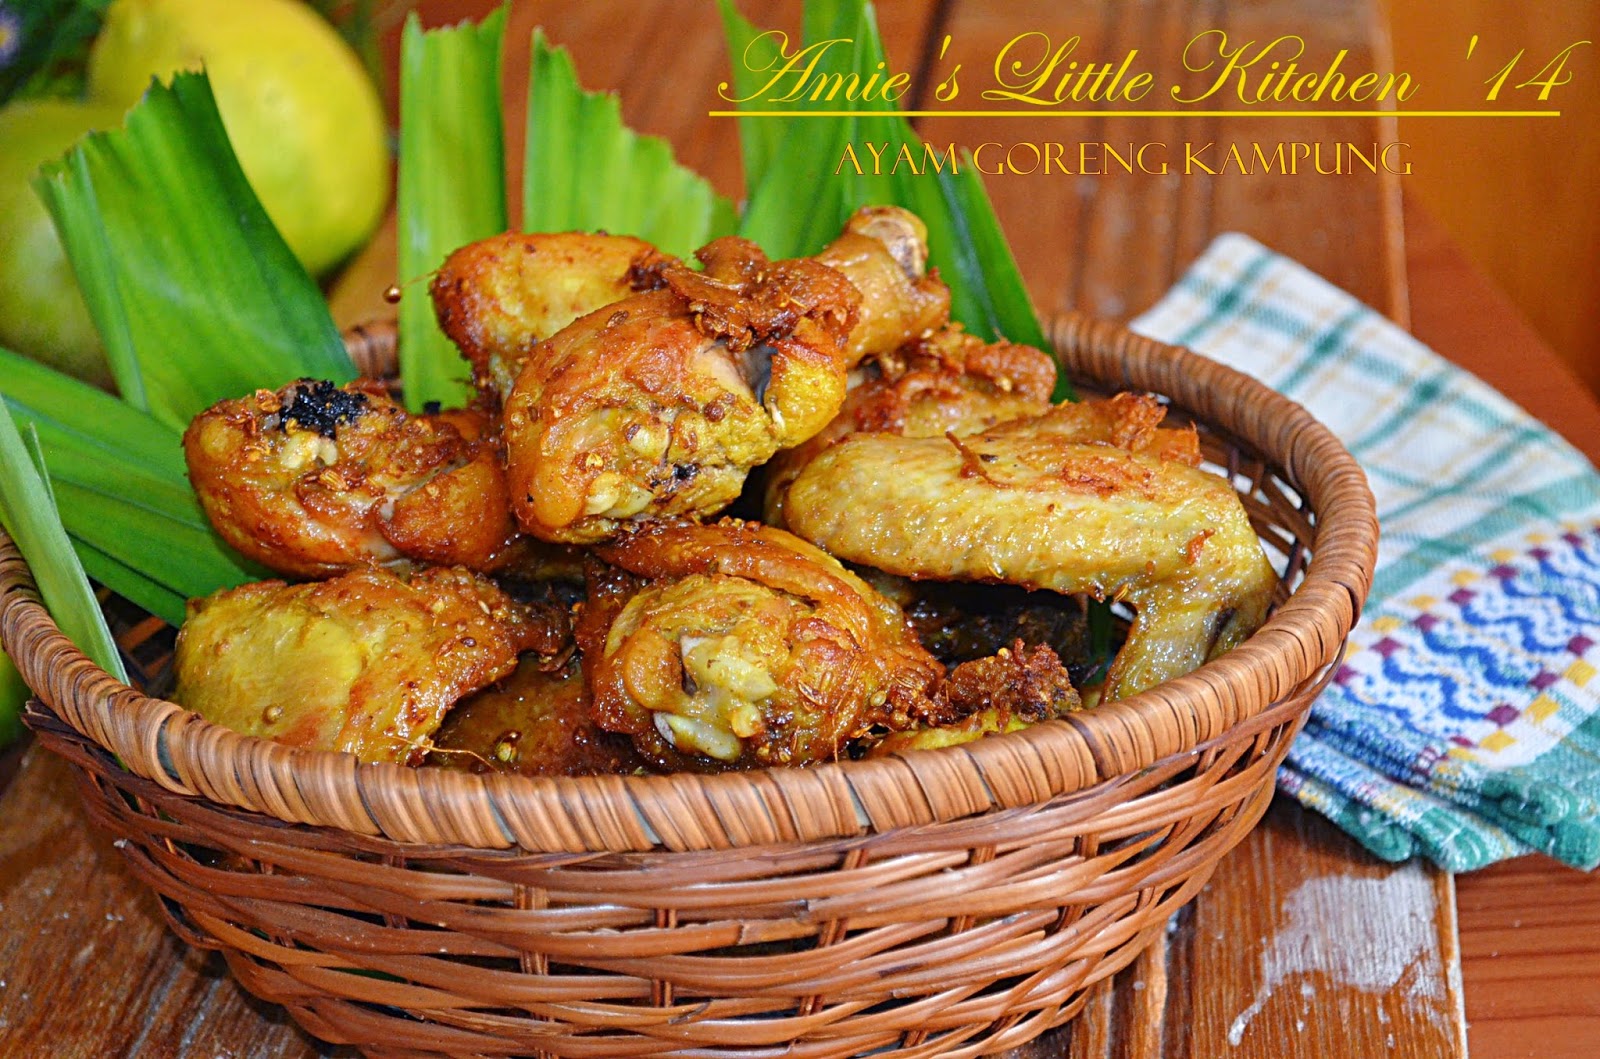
[1389,0,1600,395]
[29,0,1600,1055]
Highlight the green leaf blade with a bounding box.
[1,350,267,615]
[714,0,789,198]
[0,399,126,682]
[50,481,265,607]
[76,541,189,628]
[523,31,737,259]
[397,6,511,412]
[34,72,353,430]
[0,348,189,482]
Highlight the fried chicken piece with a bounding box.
[766,326,1059,526]
[838,325,1058,442]
[576,520,943,769]
[777,395,1277,701]
[427,655,646,776]
[430,231,653,404]
[173,567,561,764]
[941,640,1081,717]
[812,206,951,365]
[185,379,517,579]
[502,236,861,543]
[869,641,1081,754]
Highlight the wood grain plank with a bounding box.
[1180,802,1465,1057]
[1401,192,1600,466]
[915,0,1407,323]
[1388,0,1600,393]
[0,746,344,1058]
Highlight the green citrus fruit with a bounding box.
[0,99,124,388]
[87,0,390,277]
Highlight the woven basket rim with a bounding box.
[0,312,1378,853]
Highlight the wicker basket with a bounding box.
[0,314,1377,1058]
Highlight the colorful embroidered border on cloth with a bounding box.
[1131,234,1600,872]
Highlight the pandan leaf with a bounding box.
[0,348,266,617]
[397,5,509,411]
[76,541,188,628]
[0,399,126,681]
[0,348,188,481]
[713,0,789,201]
[0,650,25,748]
[34,71,353,431]
[49,481,252,612]
[524,31,737,259]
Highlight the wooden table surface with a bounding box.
[5,1,1600,1056]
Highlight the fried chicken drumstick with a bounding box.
[502,237,859,543]
[494,207,949,544]
[576,520,945,769]
[430,232,656,405]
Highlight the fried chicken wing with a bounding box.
[184,379,516,579]
[174,567,561,764]
[766,327,1059,526]
[430,231,653,404]
[575,520,943,769]
[777,395,1277,701]
[502,236,861,543]
[428,655,646,776]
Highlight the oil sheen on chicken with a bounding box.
[184,379,515,578]
[498,207,955,544]
[577,520,944,769]
[173,567,560,764]
[777,395,1279,701]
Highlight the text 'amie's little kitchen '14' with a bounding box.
[720,28,1587,107]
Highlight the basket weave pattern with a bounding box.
[0,315,1377,1058]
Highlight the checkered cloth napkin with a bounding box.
[1129,234,1600,872]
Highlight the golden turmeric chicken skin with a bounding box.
[428,655,646,777]
[430,209,947,411]
[173,567,563,765]
[502,235,861,543]
[766,326,1059,526]
[812,205,950,365]
[184,379,516,579]
[575,520,944,770]
[430,231,653,405]
[777,394,1278,701]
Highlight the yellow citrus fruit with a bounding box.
[0,99,125,388]
[87,0,389,277]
